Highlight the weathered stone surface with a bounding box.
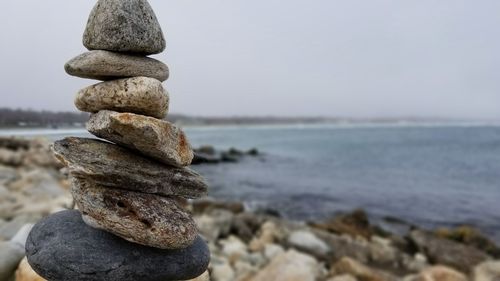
[473,261,500,281]
[331,257,398,281]
[16,257,46,281]
[71,177,197,249]
[75,77,169,119]
[248,250,320,281]
[406,266,467,281]
[26,210,210,281]
[65,51,169,81]
[53,137,207,199]
[0,241,24,281]
[287,230,331,259]
[87,110,193,167]
[83,0,166,54]
[409,230,490,272]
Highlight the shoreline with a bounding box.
[2,120,500,136]
[1,136,500,280]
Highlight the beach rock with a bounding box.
[327,274,358,281]
[65,50,169,81]
[264,243,286,260]
[331,257,397,281]
[83,0,166,54]
[406,266,467,281]
[26,210,210,281]
[368,236,399,266]
[473,261,500,281]
[287,230,331,258]
[313,230,371,264]
[0,137,31,150]
[0,216,36,240]
[71,177,197,249]
[249,221,281,252]
[193,198,245,214]
[16,257,46,281]
[0,241,24,281]
[53,137,207,199]
[309,209,378,239]
[211,258,235,281]
[233,259,260,281]
[0,148,23,166]
[187,270,210,281]
[195,209,233,241]
[220,235,248,262]
[435,226,500,257]
[192,152,222,164]
[409,229,490,272]
[87,110,193,167]
[10,224,33,250]
[0,166,16,185]
[229,212,269,243]
[75,77,168,119]
[249,250,320,281]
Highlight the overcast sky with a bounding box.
[1,1,499,119]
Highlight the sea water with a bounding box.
[2,123,500,241]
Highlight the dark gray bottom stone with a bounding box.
[26,210,209,281]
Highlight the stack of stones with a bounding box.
[25,0,210,280]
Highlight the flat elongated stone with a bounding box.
[75,77,169,119]
[83,0,166,54]
[65,51,169,81]
[26,210,210,281]
[52,137,207,199]
[87,110,193,167]
[71,177,197,249]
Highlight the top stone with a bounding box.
[83,0,166,55]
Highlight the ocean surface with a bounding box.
[2,123,500,241]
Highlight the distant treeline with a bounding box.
[0,108,334,128]
[0,108,89,128]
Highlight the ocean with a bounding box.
[2,123,500,241]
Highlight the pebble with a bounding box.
[249,250,320,281]
[52,137,207,199]
[16,257,46,281]
[65,50,169,81]
[26,210,210,281]
[83,0,166,54]
[71,177,197,249]
[75,76,169,119]
[0,241,24,281]
[87,110,194,167]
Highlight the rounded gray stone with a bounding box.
[65,51,169,81]
[26,210,210,281]
[83,0,166,54]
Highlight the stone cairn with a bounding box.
[25,0,210,280]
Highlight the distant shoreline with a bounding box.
[2,107,499,130]
[1,120,500,137]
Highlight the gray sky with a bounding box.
[1,1,499,119]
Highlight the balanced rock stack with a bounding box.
[25,1,210,280]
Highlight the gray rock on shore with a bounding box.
[409,229,491,273]
[71,177,197,249]
[65,50,169,81]
[87,110,194,167]
[52,137,207,199]
[75,76,169,119]
[83,0,166,54]
[26,210,210,281]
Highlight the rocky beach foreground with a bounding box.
[1,138,500,281]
